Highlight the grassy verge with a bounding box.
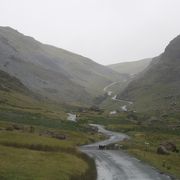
[79,111,180,179]
[107,123,180,179]
[120,132,180,178]
[0,145,88,180]
[0,82,99,179]
[0,105,103,180]
[0,124,98,180]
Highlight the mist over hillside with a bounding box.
[118,35,180,112]
[0,26,126,105]
[1,1,180,179]
[108,58,152,75]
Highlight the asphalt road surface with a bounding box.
[80,124,171,180]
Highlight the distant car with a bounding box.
[99,145,106,150]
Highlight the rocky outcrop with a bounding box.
[118,34,180,112]
[157,145,170,155]
[157,142,179,155]
[161,142,179,152]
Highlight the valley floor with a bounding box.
[81,125,171,180]
[0,119,102,180]
[79,112,180,180]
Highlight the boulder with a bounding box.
[5,126,14,131]
[157,145,170,155]
[53,134,66,140]
[12,124,22,130]
[55,134,66,140]
[89,126,98,132]
[162,142,178,152]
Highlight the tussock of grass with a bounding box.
[0,145,88,180]
[0,129,97,180]
[0,131,72,148]
[119,131,180,179]
[128,149,180,179]
[0,130,101,152]
[83,112,180,179]
[0,91,67,120]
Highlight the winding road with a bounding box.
[103,81,133,110]
[81,124,171,180]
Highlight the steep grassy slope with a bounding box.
[0,26,125,105]
[0,69,69,121]
[118,35,180,112]
[0,145,88,180]
[0,121,102,180]
[0,69,29,93]
[108,58,152,75]
[0,70,102,179]
[79,111,180,179]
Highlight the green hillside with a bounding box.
[108,58,152,75]
[118,35,180,112]
[0,70,29,93]
[0,26,125,106]
[0,70,100,180]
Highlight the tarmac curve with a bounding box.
[80,124,171,180]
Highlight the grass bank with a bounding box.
[0,121,99,180]
[107,123,180,179]
[79,111,180,179]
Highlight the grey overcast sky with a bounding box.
[0,0,180,65]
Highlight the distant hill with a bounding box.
[0,69,29,93]
[0,27,125,106]
[108,58,152,75]
[118,35,180,112]
[0,68,69,120]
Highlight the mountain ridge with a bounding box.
[108,58,152,75]
[0,26,125,105]
[118,34,180,112]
